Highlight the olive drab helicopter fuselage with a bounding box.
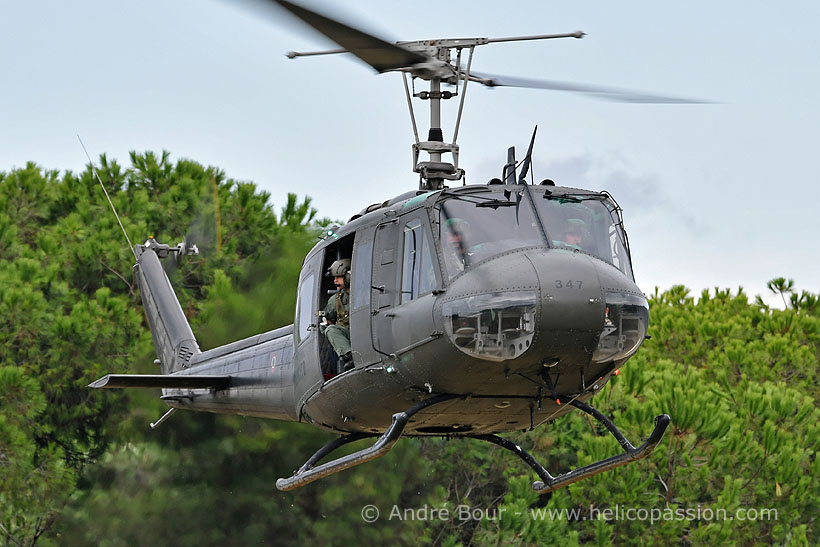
[294,184,647,434]
[88,0,707,494]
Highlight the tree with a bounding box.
[767,277,795,309]
[0,367,74,545]
[0,154,325,545]
[5,154,819,545]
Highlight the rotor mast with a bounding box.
[406,45,467,192]
[276,0,706,192]
[400,35,582,191]
[274,0,585,190]
[414,73,457,191]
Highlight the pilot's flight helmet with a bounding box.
[445,217,471,239]
[445,217,469,231]
[329,258,351,285]
[566,218,585,234]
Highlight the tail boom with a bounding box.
[89,239,300,422]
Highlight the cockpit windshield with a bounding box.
[435,189,633,280]
[534,193,633,279]
[436,191,542,279]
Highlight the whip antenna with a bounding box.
[77,135,137,259]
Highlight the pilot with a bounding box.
[323,258,353,373]
[442,217,473,276]
[563,218,585,249]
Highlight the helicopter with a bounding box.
[89,0,711,495]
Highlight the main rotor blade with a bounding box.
[269,0,429,72]
[470,71,711,104]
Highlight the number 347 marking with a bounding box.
[555,280,583,289]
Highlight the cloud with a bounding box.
[531,151,707,236]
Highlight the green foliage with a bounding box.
[0,155,323,545]
[768,277,795,309]
[471,284,820,545]
[0,366,75,544]
[4,155,819,545]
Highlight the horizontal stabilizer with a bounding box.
[89,374,231,390]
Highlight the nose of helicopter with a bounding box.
[529,249,650,367]
[440,249,648,365]
[528,250,607,362]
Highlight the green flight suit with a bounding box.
[323,289,351,357]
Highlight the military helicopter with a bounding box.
[89,0,708,495]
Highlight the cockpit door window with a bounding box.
[400,218,436,303]
[351,239,372,311]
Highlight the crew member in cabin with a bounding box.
[323,258,353,373]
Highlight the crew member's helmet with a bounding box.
[329,258,351,286]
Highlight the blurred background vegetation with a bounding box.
[1,154,817,545]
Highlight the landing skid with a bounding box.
[276,394,458,491]
[276,395,669,494]
[473,400,670,494]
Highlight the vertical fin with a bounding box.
[135,240,200,374]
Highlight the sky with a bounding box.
[2,0,818,306]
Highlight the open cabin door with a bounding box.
[315,233,356,378]
[370,218,400,356]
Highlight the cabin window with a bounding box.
[296,272,315,343]
[351,240,372,310]
[400,218,436,303]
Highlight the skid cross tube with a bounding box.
[472,434,554,484]
[472,400,670,495]
[276,393,458,491]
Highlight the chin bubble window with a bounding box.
[591,292,649,364]
[442,291,537,362]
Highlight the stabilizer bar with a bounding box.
[276,393,457,491]
[89,374,230,390]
